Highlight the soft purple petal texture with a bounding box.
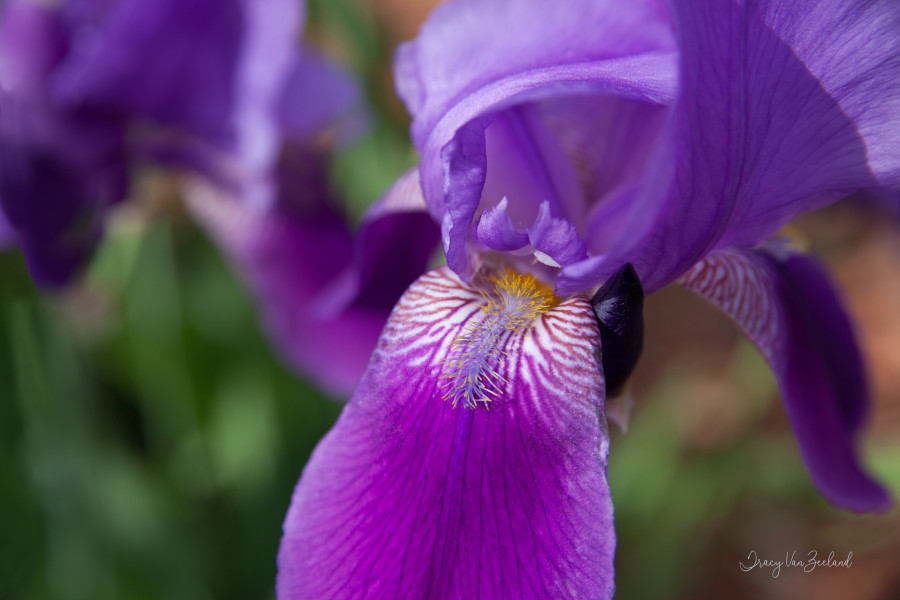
[278,267,615,599]
[475,197,529,252]
[481,106,585,229]
[679,246,890,512]
[0,93,125,286]
[188,167,438,398]
[559,0,900,294]
[395,0,677,280]
[0,0,67,92]
[53,0,300,173]
[0,208,15,247]
[530,95,667,256]
[309,168,441,320]
[231,0,302,209]
[278,47,366,146]
[527,201,588,267]
[53,0,242,144]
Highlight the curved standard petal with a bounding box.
[561,0,900,294]
[278,267,615,599]
[679,246,890,512]
[395,0,677,280]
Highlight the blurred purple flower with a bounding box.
[277,0,899,598]
[185,41,441,397]
[0,0,300,286]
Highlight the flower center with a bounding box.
[442,269,555,408]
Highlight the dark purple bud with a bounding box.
[590,262,644,396]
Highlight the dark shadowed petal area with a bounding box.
[679,246,890,512]
[188,168,438,398]
[394,0,676,280]
[278,267,614,599]
[53,0,301,167]
[53,0,243,144]
[0,209,14,247]
[558,0,900,295]
[0,94,125,286]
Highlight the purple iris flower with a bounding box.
[0,0,300,286]
[277,0,899,597]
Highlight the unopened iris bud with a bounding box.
[590,263,644,396]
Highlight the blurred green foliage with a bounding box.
[0,224,342,600]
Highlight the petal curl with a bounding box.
[561,0,900,293]
[395,0,677,280]
[679,246,890,512]
[526,201,588,268]
[278,267,615,599]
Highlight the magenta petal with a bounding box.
[680,246,890,512]
[278,267,615,599]
[0,0,67,92]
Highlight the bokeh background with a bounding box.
[1,1,899,598]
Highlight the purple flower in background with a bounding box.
[186,44,441,396]
[277,0,900,598]
[0,0,300,286]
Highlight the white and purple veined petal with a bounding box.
[277,266,616,599]
[679,245,890,512]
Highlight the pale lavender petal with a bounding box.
[396,0,677,280]
[395,0,674,148]
[526,201,588,267]
[475,197,529,252]
[560,0,900,294]
[278,267,615,599]
[231,0,302,209]
[481,105,585,228]
[531,94,667,256]
[278,47,365,146]
[679,246,890,512]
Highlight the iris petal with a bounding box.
[679,246,890,512]
[559,0,900,294]
[277,267,615,599]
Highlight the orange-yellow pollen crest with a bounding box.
[441,269,556,409]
